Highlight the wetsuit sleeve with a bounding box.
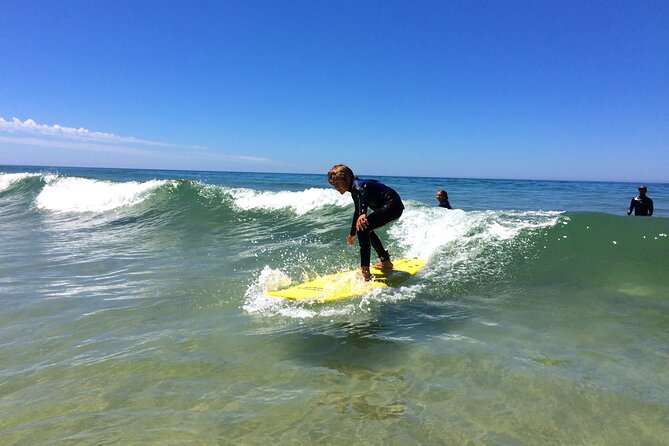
[349,181,369,236]
[649,198,654,216]
[628,199,635,215]
[352,181,369,215]
[350,198,359,236]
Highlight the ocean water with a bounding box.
[1,165,668,445]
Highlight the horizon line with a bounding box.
[2,163,665,186]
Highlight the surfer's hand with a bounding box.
[347,235,355,245]
[356,214,368,231]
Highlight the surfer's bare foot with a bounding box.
[360,267,371,281]
[373,260,394,270]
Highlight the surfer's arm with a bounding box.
[349,184,370,235]
[350,195,368,232]
[350,195,359,237]
[351,180,369,215]
[627,199,635,215]
[649,199,653,216]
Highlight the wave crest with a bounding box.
[225,186,351,215]
[35,177,171,213]
[0,172,45,192]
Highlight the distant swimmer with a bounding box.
[627,185,653,216]
[328,164,404,281]
[436,189,452,209]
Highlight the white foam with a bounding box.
[242,266,293,313]
[243,206,562,317]
[35,177,168,213]
[226,187,351,215]
[0,172,41,192]
[390,207,470,260]
[478,210,562,241]
[258,265,293,293]
[390,207,561,261]
[243,263,425,318]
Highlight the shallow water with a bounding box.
[1,166,668,444]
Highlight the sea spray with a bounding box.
[242,203,563,317]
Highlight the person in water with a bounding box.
[628,185,653,216]
[436,189,452,209]
[328,164,404,281]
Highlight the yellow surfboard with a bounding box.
[266,258,425,303]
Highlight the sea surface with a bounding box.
[1,165,668,445]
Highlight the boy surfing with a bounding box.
[327,165,404,281]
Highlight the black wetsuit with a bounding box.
[628,195,653,216]
[348,178,404,267]
[438,200,452,209]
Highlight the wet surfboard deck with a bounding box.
[266,258,425,302]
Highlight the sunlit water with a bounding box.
[1,166,668,444]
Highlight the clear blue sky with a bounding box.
[1,0,667,182]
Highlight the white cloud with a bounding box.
[0,135,166,157]
[0,117,174,147]
[0,116,277,166]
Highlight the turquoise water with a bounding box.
[1,166,668,444]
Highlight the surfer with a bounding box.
[627,185,653,216]
[436,189,452,209]
[328,164,404,281]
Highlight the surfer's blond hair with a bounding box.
[327,164,354,186]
